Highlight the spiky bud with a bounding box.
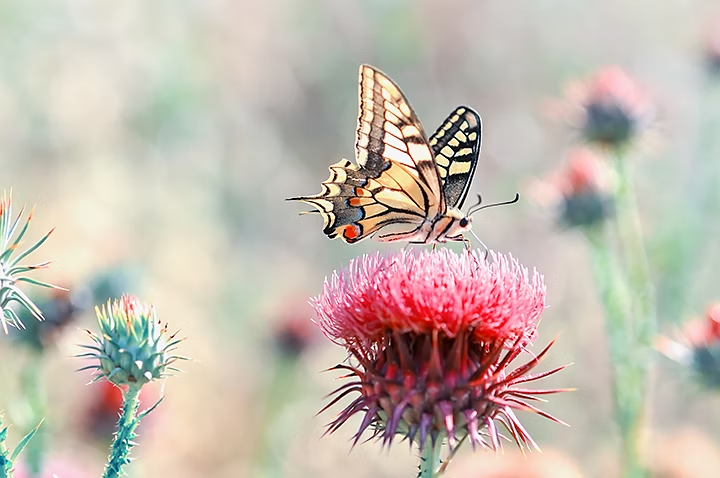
[80,295,183,387]
[0,191,62,333]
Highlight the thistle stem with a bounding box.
[418,439,443,478]
[584,151,656,477]
[103,384,142,478]
[610,154,656,478]
[585,225,646,477]
[613,154,656,343]
[252,355,302,478]
[437,436,466,474]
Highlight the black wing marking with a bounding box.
[428,106,482,209]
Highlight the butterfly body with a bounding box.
[289,65,482,245]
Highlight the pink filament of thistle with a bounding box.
[312,249,546,346]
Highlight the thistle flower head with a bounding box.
[80,295,184,388]
[313,249,568,453]
[0,191,61,333]
[530,149,615,228]
[563,67,654,150]
[656,303,720,388]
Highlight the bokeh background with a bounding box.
[2,1,720,477]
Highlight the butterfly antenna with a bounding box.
[468,192,520,216]
[468,194,483,211]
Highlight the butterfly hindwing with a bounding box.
[289,159,431,243]
[428,106,482,209]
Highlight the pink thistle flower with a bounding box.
[312,249,569,453]
[561,67,654,150]
[529,148,615,228]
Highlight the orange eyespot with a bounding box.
[343,224,362,241]
[348,198,362,207]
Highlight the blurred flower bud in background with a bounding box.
[11,285,91,352]
[559,67,654,150]
[706,23,720,75]
[656,303,720,388]
[529,148,616,229]
[271,300,321,360]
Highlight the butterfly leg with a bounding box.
[481,242,489,261]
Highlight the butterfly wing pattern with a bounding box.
[288,65,481,244]
[429,106,482,209]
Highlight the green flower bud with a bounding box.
[81,295,183,387]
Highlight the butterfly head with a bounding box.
[443,207,474,240]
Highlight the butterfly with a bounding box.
[289,64,514,245]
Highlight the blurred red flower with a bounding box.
[561,67,654,149]
[83,380,153,443]
[271,300,321,359]
[530,148,615,228]
[656,303,720,388]
[313,249,568,452]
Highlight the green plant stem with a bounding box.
[103,384,142,478]
[613,154,657,348]
[585,151,657,478]
[20,354,46,478]
[418,439,443,478]
[253,355,302,478]
[611,156,657,478]
[585,225,646,477]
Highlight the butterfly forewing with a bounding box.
[356,65,444,213]
[428,106,482,209]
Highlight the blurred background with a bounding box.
[2,1,720,477]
